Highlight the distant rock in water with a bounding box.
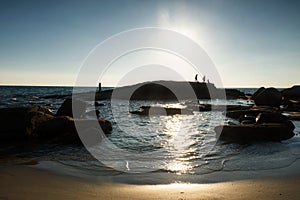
[56,99,87,118]
[253,87,282,107]
[130,106,193,116]
[198,104,251,112]
[225,89,247,100]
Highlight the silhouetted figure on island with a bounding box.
[202,75,206,83]
[195,74,198,82]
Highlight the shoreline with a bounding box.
[1,165,300,200]
[33,155,300,185]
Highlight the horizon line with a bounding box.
[0,83,296,89]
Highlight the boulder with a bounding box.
[0,105,112,144]
[0,106,54,141]
[25,111,54,137]
[56,99,87,118]
[215,122,295,143]
[253,87,282,107]
[252,87,265,100]
[282,85,300,100]
[33,116,76,142]
[33,117,112,144]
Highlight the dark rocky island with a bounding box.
[94,81,246,101]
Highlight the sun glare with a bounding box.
[158,9,200,42]
[172,26,198,41]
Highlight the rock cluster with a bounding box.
[215,85,300,143]
[0,99,112,144]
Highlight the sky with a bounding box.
[0,0,299,87]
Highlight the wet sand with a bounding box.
[1,166,300,200]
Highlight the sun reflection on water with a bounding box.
[161,113,196,175]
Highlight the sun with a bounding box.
[157,9,199,42]
[173,26,198,41]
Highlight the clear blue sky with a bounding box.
[0,0,299,87]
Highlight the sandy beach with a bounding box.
[1,166,300,200]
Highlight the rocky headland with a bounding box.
[95,81,246,100]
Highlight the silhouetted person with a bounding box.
[98,82,102,92]
[195,74,198,82]
[202,75,206,83]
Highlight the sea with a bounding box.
[0,85,300,184]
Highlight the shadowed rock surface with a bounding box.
[0,103,112,144]
[226,106,280,119]
[198,104,251,112]
[33,117,112,144]
[215,122,295,143]
[216,111,295,143]
[0,106,54,141]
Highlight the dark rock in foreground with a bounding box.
[0,105,112,144]
[0,106,54,141]
[26,111,55,137]
[215,122,295,143]
[33,116,112,144]
[217,109,295,143]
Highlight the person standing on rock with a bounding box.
[195,74,198,82]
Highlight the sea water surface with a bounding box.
[0,86,300,184]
